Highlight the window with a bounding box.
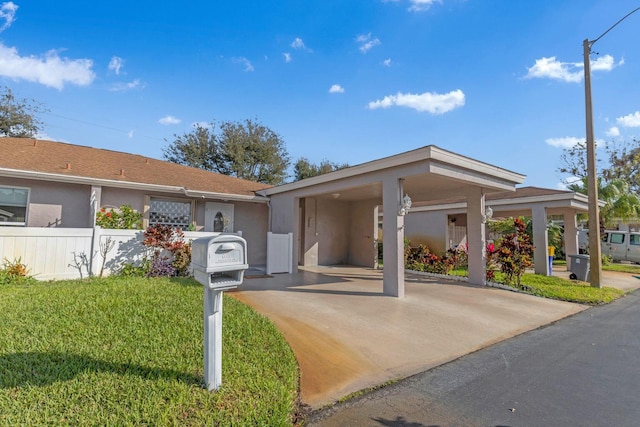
[610,233,625,244]
[630,235,640,246]
[149,198,192,229]
[0,186,28,226]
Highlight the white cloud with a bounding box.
[367,89,465,114]
[526,54,622,83]
[408,0,441,12]
[127,130,134,138]
[356,33,381,53]
[283,52,292,63]
[329,84,344,94]
[0,1,17,32]
[291,37,304,49]
[545,136,583,148]
[109,79,144,92]
[591,54,623,71]
[606,126,620,137]
[158,115,181,125]
[525,57,583,83]
[108,56,124,74]
[383,58,392,67]
[233,57,254,72]
[0,43,95,89]
[617,111,640,128]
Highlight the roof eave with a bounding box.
[0,168,269,203]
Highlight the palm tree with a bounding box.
[568,177,640,227]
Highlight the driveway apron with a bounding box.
[231,266,588,408]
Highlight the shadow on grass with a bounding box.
[0,351,202,388]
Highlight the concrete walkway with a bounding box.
[230,266,592,409]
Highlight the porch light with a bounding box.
[482,206,493,224]
[399,194,412,216]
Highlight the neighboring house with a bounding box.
[403,186,597,276]
[0,138,270,265]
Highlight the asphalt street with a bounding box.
[310,290,640,427]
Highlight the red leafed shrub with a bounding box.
[495,217,533,287]
[143,225,192,277]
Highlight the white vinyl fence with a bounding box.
[266,232,293,274]
[0,226,225,281]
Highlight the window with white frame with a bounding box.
[149,198,192,229]
[0,186,29,226]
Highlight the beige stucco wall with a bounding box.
[348,200,378,267]
[233,202,268,265]
[404,210,449,254]
[302,197,350,266]
[1,177,91,227]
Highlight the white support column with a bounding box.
[382,178,405,297]
[532,205,550,276]
[466,187,486,286]
[561,209,579,270]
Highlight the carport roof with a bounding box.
[410,186,599,213]
[258,145,526,200]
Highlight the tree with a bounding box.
[217,119,290,185]
[568,177,640,228]
[293,157,350,181]
[558,138,640,192]
[162,124,221,171]
[0,86,46,138]
[163,119,290,185]
[602,138,640,193]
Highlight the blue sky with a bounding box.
[1,0,639,189]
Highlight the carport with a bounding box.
[406,187,600,276]
[258,146,525,297]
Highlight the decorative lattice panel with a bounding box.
[149,199,191,228]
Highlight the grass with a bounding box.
[0,276,299,426]
[503,273,624,305]
[554,258,640,274]
[437,267,624,305]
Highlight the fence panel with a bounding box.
[266,232,293,274]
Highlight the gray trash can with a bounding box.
[568,254,590,281]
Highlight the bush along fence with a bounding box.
[0,226,228,281]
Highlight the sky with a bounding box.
[1,0,639,189]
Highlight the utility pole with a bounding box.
[582,6,640,288]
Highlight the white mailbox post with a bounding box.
[191,234,248,391]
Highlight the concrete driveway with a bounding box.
[231,266,590,409]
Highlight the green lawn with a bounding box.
[554,259,640,274]
[0,277,299,426]
[508,273,624,305]
[448,267,623,305]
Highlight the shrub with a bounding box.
[404,242,456,275]
[142,225,192,277]
[146,256,176,277]
[118,259,151,277]
[1,258,37,285]
[495,217,533,287]
[96,204,142,229]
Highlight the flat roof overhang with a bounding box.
[259,145,525,202]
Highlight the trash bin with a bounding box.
[567,254,590,281]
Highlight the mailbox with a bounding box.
[192,234,248,290]
[190,234,249,391]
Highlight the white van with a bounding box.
[601,230,640,263]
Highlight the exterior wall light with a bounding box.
[399,194,412,216]
[482,206,493,224]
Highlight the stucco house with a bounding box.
[2,137,586,296]
[0,137,270,265]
